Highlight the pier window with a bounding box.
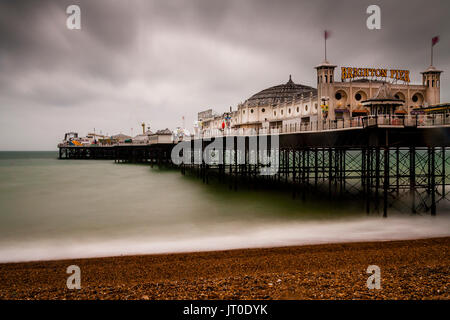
[305,105,308,112]
[251,109,254,113]
[412,95,418,103]
[288,108,291,114]
[355,93,362,101]
[297,107,299,113]
[335,92,342,100]
[261,108,265,113]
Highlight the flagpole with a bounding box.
[324,33,327,61]
[431,40,433,66]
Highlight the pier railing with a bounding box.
[193,114,450,139]
[58,114,450,147]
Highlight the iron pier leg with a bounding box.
[292,150,296,199]
[366,148,371,215]
[302,149,306,201]
[396,148,400,197]
[328,148,332,199]
[443,147,446,200]
[383,147,389,218]
[375,147,380,213]
[410,147,416,214]
[431,147,436,216]
[314,149,318,189]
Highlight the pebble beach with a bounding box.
[0,237,448,300]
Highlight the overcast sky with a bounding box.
[0,0,449,150]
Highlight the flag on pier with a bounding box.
[432,36,440,46]
[431,36,440,66]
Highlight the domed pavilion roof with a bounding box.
[245,75,317,107]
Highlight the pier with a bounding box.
[58,114,450,217]
[59,143,174,165]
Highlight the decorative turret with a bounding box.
[421,65,442,106]
[315,60,337,120]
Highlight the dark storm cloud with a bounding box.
[0,0,449,150]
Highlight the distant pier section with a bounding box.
[58,129,175,164]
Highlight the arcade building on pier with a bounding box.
[196,58,444,134]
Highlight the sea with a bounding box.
[0,151,449,263]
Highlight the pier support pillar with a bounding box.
[430,147,436,216]
[383,148,389,218]
[410,147,416,214]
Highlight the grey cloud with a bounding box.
[0,0,449,150]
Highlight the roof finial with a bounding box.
[287,74,293,84]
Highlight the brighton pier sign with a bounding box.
[341,67,410,83]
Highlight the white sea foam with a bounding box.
[1,216,449,263]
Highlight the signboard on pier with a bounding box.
[341,67,410,83]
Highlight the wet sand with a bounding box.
[0,237,448,300]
